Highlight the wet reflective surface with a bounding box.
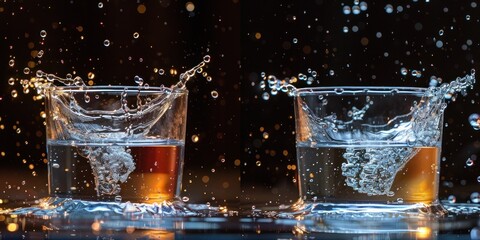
[0,201,479,239]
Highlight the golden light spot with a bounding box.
[283,150,288,156]
[27,42,35,49]
[29,164,34,170]
[7,223,18,232]
[416,227,431,239]
[76,26,84,32]
[185,2,195,12]
[361,37,369,46]
[201,175,210,183]
[262,132,269,139]
[170,68,178,76]
[0,152,5,156]
[91,221,101,231]
[40,111,46,118]
[287,165,292,170]
[126,226,135,234]
[137,4,147,14]
[259,127,264,132]
[28,61,36,68]
[191,135,199,143]
[291,165,296,170]
[309,173,314,178]
[30,50,38,58]
[88,80,94,86]
[234,159,241,166]
[87,72,95,79]
[255,32,262,39]
[0,199,3,204]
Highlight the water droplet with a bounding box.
[262,92,270,100]
[211,90,219,99]
[191,135,199,143]
[359,1,368,11]
[40,30,47,38]
[11,90,18,98]
[466,158,475,167]
[8,59,15,67]
[203,55,211,63]
[35,50,44,58]
[448,195,456,203]
[471,192,480,203]
[385,4,394,14]
[263,132,269,139]
[352,5,361,15]
[103,39,110,47]
[185,2,195,12]
[134,75,144,86]
[98,2,104,8]
[343,5,352,15]
[8,78,15,86]
[469,113,480,130]
[436,40,444,48]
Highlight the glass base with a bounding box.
[291,199,448,217]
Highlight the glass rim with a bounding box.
[295,86,428,96]
[44,85,188,94]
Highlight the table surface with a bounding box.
[0,201,479,240]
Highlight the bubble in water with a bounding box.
[385,4,394,13]
[411,70,422,78]
[88,72,95,79]
[114,195,122,203]
[466,158,475,167]
[262,92,270,100]
[98,2,104,8]
[343,26,349,33]
[448,195,456,203]
[8,78,15,86]
[471,192,480,203]
[477,176,480,182]
[329,70,335,76]
[103,39,110,47]
[191,135,199,143]
[466,15,471,20]
[352,5,361,14]
[343,5,352,15]
[40,30,47,38]
[400,67,408,76]
[206,76,212,82]
[263,132,269,139]
[256,161,261,167]
[182,196,190,202]
[8,59,16,67]
[292,38,298,44]
[52,163,60,168]
[133,32,140,39]
[469,113,480,130]
[439,29,444,36]
[211,90,219,99]
[84,94,91,103]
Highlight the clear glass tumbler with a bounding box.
[294,87,446,215]
[45,86,188,203]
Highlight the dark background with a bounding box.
[0,0,479,208]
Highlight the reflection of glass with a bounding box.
[294,87,446,214]
[45,86,188,203]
